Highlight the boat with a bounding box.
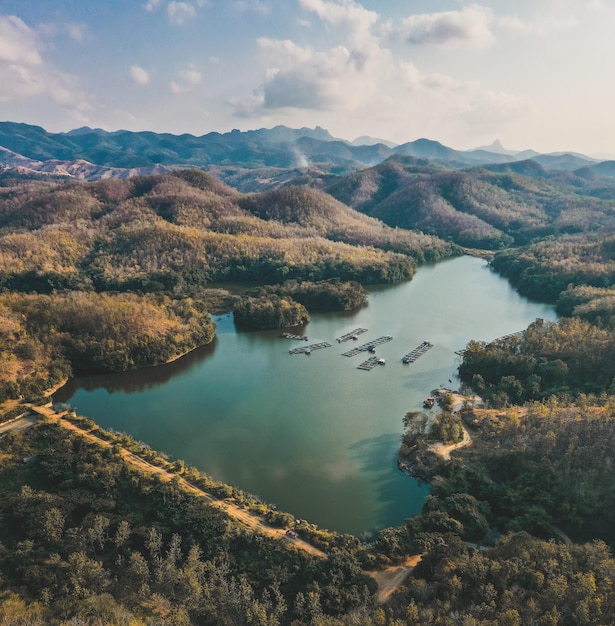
[423,396,435,409]
[368,345,376,353]
[377,358,386,365]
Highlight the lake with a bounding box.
[54,256,557,536]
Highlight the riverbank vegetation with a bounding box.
[245,280,368,312]
[0,420,374,625]
[233,295,310,329]
[458,317,615,405]
[0,291,215,402]
[490,233,615,302]
[3,160,615,623]
[0,171,455,294]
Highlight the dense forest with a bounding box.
[0,169,455,405]
[0,420,375,625]
[326,157,615,250]
[233,295,310,330]
[0,170,454,295]
[0,291,215,404]
[243,280,368,313]
[2,157,615,624]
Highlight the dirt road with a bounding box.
[368,555,422,603]
[429,427,472,460]
[29,404,327,558]
[0,414,37,434]
[22,403,423,600]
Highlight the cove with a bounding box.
[54,256,557,537]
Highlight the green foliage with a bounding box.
[0,291,215,401]
[0,171,454,295]
[430,411,464,443]
[0,423,374,625]
[246,279,368,312]
[327,158,615,250]
[233,295,310,329]
[491,233,615,303]
[557,283,615,324]
[400,533,615,625]
[459,317,615,402]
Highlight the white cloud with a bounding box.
[391,5,495,48]
[234,33,409,119]
[298,0,378,34]
[0,16,42,66]
[230,24,532,150]
[0,15,90,114]
[130,65,150,86]
[144,0,163,11]
[167,2,197,25]
[38,21,87,42]
[169,63,202,93]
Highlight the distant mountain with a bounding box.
[325,155,615,250]
[351,135,397,148]
[482,159,548,178]
[0,146,174,181]
[0,121,613,184]
[583,160,615,178]
[61,126,118,137]
[471,139,518,156]
[531,153,596,171]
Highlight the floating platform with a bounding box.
[341,335,393,357]
[401,341,433,364]
[289,342,332,355]
[336,328,368,343]
[357,356,386,371]
[281,332,308,341]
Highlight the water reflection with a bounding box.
[348,433,429,533]
[55,257,557,535]
[55,339,218,400]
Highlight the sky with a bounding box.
[0,0,613,155]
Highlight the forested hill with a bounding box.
[0,169,455,295]
[325,156,615,249]
[2,121,613,183]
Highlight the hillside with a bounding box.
[326,157,615,249]
[0,170,456,295]
[0,122,611,186]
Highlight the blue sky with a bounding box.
[0,0,613,154]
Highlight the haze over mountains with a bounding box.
[1,121,615,186]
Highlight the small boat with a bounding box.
[423,396,435,409]
[305,349,311,355]
[368,345,376,353]
[377,358,386,365]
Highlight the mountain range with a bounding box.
[2,121,615,186]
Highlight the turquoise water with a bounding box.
[55,256,557,536]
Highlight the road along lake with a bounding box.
[55,256,557,536]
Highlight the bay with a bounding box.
[55,256,557,536]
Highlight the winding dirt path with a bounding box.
[29,404,326,559]
[368,555,422,603]
[22,403,422,600]
[429,426,472,460]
